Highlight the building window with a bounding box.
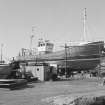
[37,68,39,71]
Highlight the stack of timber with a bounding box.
[0,64,12,79]
[0,79,27,90]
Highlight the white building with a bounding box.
[20,62,50,81]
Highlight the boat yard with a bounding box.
[0,42,104,105]
[0,78,105,105]
[0,26,105,105]
[0,1,105,104]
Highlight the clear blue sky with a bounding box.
[0,0,105,60]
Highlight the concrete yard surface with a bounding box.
[0,78,105,105]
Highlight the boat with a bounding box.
[16,8,105,72]
[16,40,105,71]
[36,40,104,70]
[36,8,105,71]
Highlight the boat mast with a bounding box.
[83,8,87,41]
[0,44,3,63]
[29,26,34,55]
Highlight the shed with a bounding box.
[20,62,50,81]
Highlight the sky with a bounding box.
[0,0,105,61]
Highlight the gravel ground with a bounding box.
[0,78,105,105]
